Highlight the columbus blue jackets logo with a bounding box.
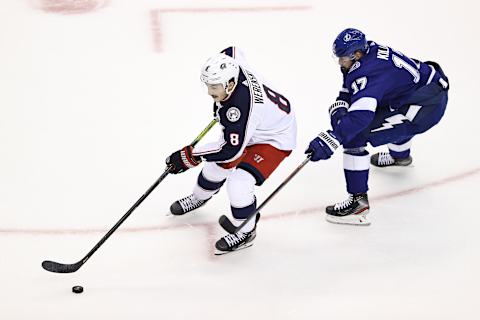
[226,107,241,122]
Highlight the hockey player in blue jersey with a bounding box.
[305,28,449,225]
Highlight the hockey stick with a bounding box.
[219,154,311,234]
[42,119,217,273]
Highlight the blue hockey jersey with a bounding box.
[333,41,445,145]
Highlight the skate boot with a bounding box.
[170,194,210,215]
[325,193,370,225]
[370,152,412,167]
[215,214,260,255]
[215,229,257,255]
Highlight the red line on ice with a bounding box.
[150,5,312,52]
[1,167,478,236]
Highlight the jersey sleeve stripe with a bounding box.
[192,141,227,156]
[348,97,377,113]
[426,64,436,85]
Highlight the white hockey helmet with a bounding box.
[200,53,240,93]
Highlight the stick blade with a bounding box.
[41,260,82,273]
[218,215,236,234]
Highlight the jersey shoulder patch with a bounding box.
[348,61,361,74]
[226,106,241,122]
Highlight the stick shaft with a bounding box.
[235,156,311,233]
[42,119,217,273]
[79,120,217,264]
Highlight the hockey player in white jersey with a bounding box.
[165,47,297,254]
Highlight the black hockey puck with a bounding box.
[72,285,84,294]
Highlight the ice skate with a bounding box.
[325,193,370,226]
[214,228,257,255]
[215,214,260,255]
[370,152,412,167]
[170,194,210,215]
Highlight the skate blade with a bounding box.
[325,213,371,226]
[165,211,190,217]
[214,242,254,256]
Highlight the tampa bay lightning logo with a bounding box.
[343,30,363,42]
[226,107,241,122]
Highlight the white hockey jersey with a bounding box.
[193,47,297,163]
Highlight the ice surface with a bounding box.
[0,0,478,319]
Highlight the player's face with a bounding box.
[338,56,354,70]
[206,83,227,102]
[338,51,364,70]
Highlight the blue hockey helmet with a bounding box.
[332,28,368,59]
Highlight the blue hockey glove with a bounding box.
[328,100,349,128]
[305,131,340,161]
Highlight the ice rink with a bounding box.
[1,0,479,319]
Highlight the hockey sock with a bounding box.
[343,148,370,194]
[388,139,412,159]
[193,171,225,200]
[231,199,257,233]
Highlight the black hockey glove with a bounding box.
[213,102,220,121]
[165,146,201,174]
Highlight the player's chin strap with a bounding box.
[223,81,238,100]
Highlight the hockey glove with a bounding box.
[328,100,349,129]
[166,146,201,174]
[213,102,220,122]
[305,131,340,161]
